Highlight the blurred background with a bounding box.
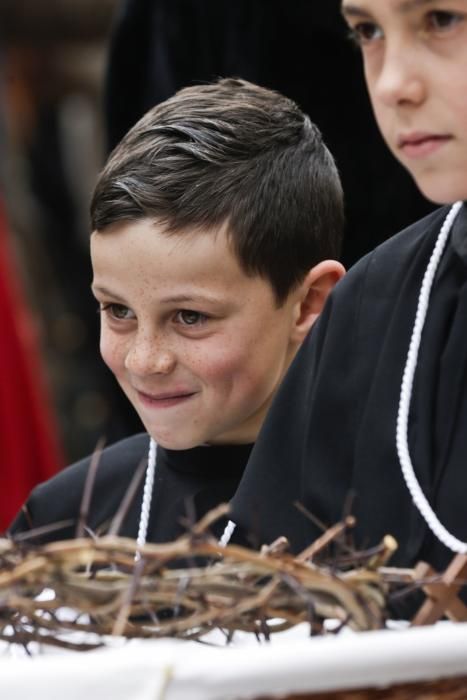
[0,0,434,529]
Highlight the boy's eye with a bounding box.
[426,10,463,31]
[100,303,135,320]
[176,309,207,326]
[348,21,383,46]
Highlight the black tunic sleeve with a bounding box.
[8,433,149,541]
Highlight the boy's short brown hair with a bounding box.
[91,78,344,304]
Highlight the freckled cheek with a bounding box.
[199,327,288,402]
[189,340,258,390]
[99,331,127,377]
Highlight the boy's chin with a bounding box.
[411,171,467,206]
[147,431,203,451]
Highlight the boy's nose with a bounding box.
[373,44,425,108]
[124,333,176,376]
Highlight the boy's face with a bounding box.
[91,219,304,449]
[341,0,467,203]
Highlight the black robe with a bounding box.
[10,433,251,544]
[231,203,467,578]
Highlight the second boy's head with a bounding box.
[341,0,467,204]
[90,78,344,449]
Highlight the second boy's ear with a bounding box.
[291,260,345,341]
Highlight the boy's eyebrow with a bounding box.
[342,0,441,20]
[159,293,222,305]
[91,285,127,303]
[398,0,448,12]
[91,287,224,305]
[341,3,372,19]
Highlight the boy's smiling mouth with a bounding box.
[397,132,453,159]
[136,389,198,408]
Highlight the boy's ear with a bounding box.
[292,260,345,342]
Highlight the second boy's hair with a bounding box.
[91,78,344,304]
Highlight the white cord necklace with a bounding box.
[136,437,157,548]
[219,519,236,547]
[136,437,236,548]
[396,200,464,553]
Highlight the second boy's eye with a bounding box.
[101,303,135,320]
[348,21,383,46]
[426,10,464,31]
[176,309,208,326]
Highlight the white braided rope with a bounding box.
[136,436,237,549]
[219,519,236,547]
[136,437,157,549]
[396,201,464,553]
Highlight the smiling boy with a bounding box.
[92,221,313,451]
[10,78,344,544]
[232,0,467,577]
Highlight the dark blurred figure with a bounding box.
[105,0,435,266]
